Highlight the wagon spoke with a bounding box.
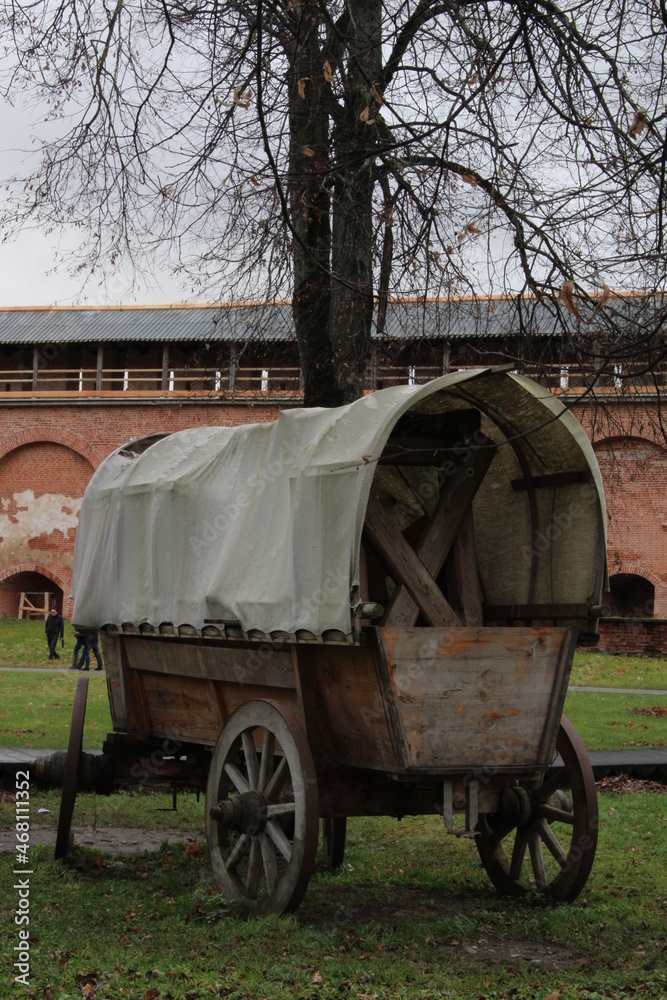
[265,819,292,861]
[225,833,251,870]
[264,755,289,803]
[528,829,547,889]
[509,829,528,881]
[536,769,567,802]
[538,803,574,825]
[258,729,276,791]
[242,731,260,789]
[534,817,568,868]
[266,801,296,819]
[246,837,262,897]
[224,761,251,794]
[260,833,279,894]
[487,822,515,850]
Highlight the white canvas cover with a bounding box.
[71,368,606,639]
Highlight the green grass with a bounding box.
[0,671,111,750]
[0,787,205,833]
[0,617,80,668]
[571,650,667,689]
[0,797,665,999]
[563,689,666,750]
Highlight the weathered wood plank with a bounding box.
[100,633,126,730]
[122,637,296,689]
[451,509,484,626]
[294,643,402,771]
[376,626,573,770]
[364,493,462,627]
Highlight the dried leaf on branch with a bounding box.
[628,108,647,139]
[588,282,612,323]
[560,281,581,319]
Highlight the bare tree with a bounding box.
[1,0,666,406]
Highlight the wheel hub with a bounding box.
[210,791,267,834]
[491,784,534,830]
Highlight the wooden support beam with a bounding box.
[161,343,169,392]
[363,494,462,627]
[451,509,484,626]
[484,602,600,621]
[381,437,496,628]
[96,343,104,391]
[511,469,592,491]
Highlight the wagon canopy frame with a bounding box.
[72,367,607,642]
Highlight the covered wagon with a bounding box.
[64,367,607,913]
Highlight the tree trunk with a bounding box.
[288,0,382,408]
[288,2,338,408]
[329,0,382,405]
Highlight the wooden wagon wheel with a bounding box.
[476,716,597,902]
[322,817,347,871]
[55,674,89,860]
[206,699,319,914]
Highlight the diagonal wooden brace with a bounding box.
[381,437,497,627]
[363,493,463,627]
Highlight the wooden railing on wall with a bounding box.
[0,361,664,399]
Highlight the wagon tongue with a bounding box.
[210,791,267,833]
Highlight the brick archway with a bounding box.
[0,562,69,592]
[0,562,72,617]
[0,429,104,469]
[612,562,662,591]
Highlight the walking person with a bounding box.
[45,608,64,660]
[71,629,87,669]
[80,629,104,671]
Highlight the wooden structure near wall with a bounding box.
[18,592,53,619]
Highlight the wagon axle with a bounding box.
[210,791,267,834]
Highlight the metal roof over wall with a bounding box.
[0,294,656,346]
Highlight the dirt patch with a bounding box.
[455,938,579,970]
[0,825,199,855]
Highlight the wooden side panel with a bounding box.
[137,672,300,746]
[115,637,299,746]
[122,637,296,688]
[376,626,573,771]
[294,644,403,771]
[100,633,126,731]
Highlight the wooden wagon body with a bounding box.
[63,368,607,912]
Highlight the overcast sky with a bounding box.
[0,94,196,308]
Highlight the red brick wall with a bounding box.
[571,402,667,619]
[597,619,667,658]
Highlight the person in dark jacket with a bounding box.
[79,630,103,671]
[71,629,87,669]
[45,608,64,660]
